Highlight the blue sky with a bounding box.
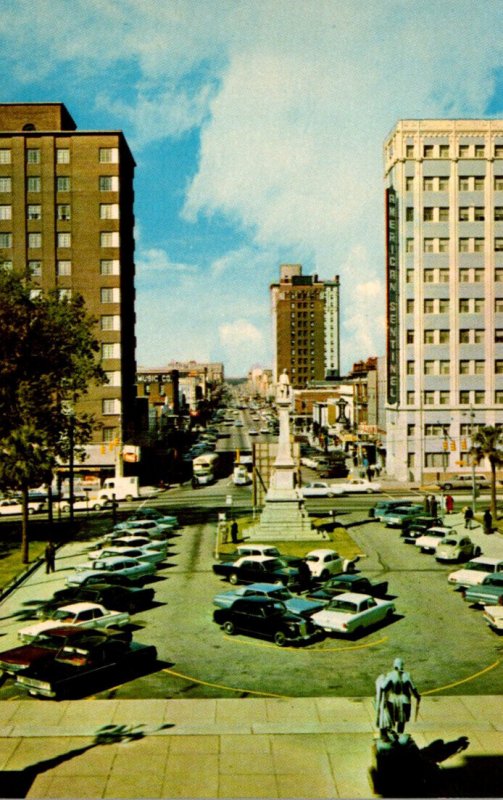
[1,0,503,376]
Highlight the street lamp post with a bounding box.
[62,402,75,525]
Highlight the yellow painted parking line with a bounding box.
[422,658,501,695]
[217,635,388,653]
[161,667,290,698]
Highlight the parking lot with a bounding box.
[1,497,503,702]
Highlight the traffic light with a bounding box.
[461,439,467,450]
[450,440,456,451]
[443,440,448,450]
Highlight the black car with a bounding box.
[318,464,349,479]
[39,583,155,616]
[308,573,389,601]
[15,635,157,699]
[213,557,301,588]
[213,597,316,646]
[401,516,444,543]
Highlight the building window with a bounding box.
[459,176,470,191]
[474,329,484,343]
[438,207,449,222]
[459,238,470,252]
[406,238,414,253]
[474,238,484,252]
[406,330,414,344]
[474,207,485,221]
[496,391,503,404]
[57,204,71,221]
[474,390,485,404]
[423,238,434,253]
[424,391,435,405]
[423,177,434,191]
[104,371,121,387]
[26,149,40,164]
[28,260,41,276]
[459,299,470,313]
[102,427,117,443]
[439,360,450,374]
[459,268,470,282]
[474,145,485,158]
[495,145,503,157]
[425,453,445,468]
[405,177,414,191]
[424,269,434,283]
[406,144,414,157]
[495,177,503,191]
[56,176,70,192]
[0,205,12,220]
[495,238,503,252]
[406,207,414,221]
[423,207,434,222]
[438,177,449,190]
[438,299,449,313]
[100,231,120,247]
[100,287,120,303]
[459,390,470,404]
[0,260,13,270]
[496,330,503,343]
[26,176,40,192]
[56,149,70,164]
[406,299,414,313]
[424,330,434,344]
[100,315,120,331]
[459,144,470,157]
[474,298,484,312]
[474,177,485,190]
[424,299,434,313]
[28,232,41,248]
[58,288,72,300]
[496,360,503,374]
[439,391,450,405]
[100,259,120,275]
[439,269,449,283]
[496,269,503,282]
[101,342,120,359]
[57,232,71,248]
[438,238,449,252]
[424,360,435,375]
[102,398,120,415]
[439,144,450,158]
[474,269,484,283]
[459,329,470,343]
[99,175,119,191]
[474,360,485,374]
[459,360,470,374]
[99,147,119,163]
[423,145,434,158]
[407,424,415,436]
[1,232,13,248]
[0,177,12,193]
[29,288,42,299]
[439,329,450,343]
[406,391,415,405]
[57,260,71,276]
[459,207,469,221]
[100,204,119,219]
[406,268,414,283]
[27,204,41,220]
[406,360,415,375]
[0,150,11,164]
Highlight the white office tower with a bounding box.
[384,120,503,482]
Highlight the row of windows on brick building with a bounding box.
[0,176,119,192]
[0,147,119,165]
[0,232,120,248]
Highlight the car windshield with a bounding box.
[263,559,284,570]
[52,609,76,621]
[269,587,291,600]
[32,634,67,649]
[441,538,458,546]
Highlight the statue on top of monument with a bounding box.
[277,369,292,401]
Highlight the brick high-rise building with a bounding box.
[384,119,503,482]
[0,103,136,451]
[270,264,340,390]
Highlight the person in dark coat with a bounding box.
[429,495,438,517]
[44,541,56,573]
[483,509,493,535]
[230,520,238,544]
[297,559,312,591]
[464,506,474,529]
[424,495,431,515]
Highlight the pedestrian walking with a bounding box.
[424,495,431,515]
[298,559,312,591]
[483,509,493,535]
[430,495,438,517]
[445,494,454,514]
[463,506,474,529]
[44,541,56,574]
[230,520,238,544]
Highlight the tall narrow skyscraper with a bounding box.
[270,264,340,390]
[0,103,136,449]
[384,119,503,481]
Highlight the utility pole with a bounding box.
[469,408,477,515]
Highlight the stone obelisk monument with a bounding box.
[247,370,315,540]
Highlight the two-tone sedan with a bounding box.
[17,602,130,643]
[381,505,424,528]
[212,555,301,588]
[300,482,339,498]
[414,526,452,553]
[310,592,395,635]
[67,556,156,587]
[213,583,327,617]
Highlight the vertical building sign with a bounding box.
[386,187,399,405]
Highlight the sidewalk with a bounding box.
[1,695,502,798]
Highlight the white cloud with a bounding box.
[137,248,197,276]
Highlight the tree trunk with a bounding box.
[21,482,29,564]
[490,458,498,521]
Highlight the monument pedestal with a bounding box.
[246,486,319,540]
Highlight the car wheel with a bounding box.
[320,569,330,581]
[27,507,35,515]
[474,546,481,557]
[223,620,235,635]
[125,494,134,502]
[386,608,394,621]
[274,630,287,647]
[93,503,102,511]
[366,488,374,494]
[229,573,239,585]
[443,483,453,491]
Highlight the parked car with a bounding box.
[414,527,452,553]
[448,557,503,589]
[55,495,105,513]
[91,535,168,554]
[482,605,503,633]
[17,602,130,643]
[124,508,178,526]
[310,592,395,635]
[112,519,175,536]
[300,482,340,498]
[222,544,301,566]
[212,582,326,617]
[435,535,481,563]
[332,478,382,494]
[381,505,424,528]
[307,573,389,602]
[400,516,445,543]
[0,497,45,516]
[67,557,156,587]
[304,549,353,581]
[213,597,317,647]
[461,573,503,606]
[369,499,416,521]
[212,555,301,588]
[88,546,166,566]
[36,583,155,616]
[318,465,349,479]
[0,626,131,676]
[438,475,490,492]
[16,636,157,698]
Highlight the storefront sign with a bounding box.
[386,187,399,405]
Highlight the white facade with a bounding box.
[324,277,341,378]
[384,119,503,482]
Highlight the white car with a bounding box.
[300,482,339,498]
[92,535,167,554]
[310,592,395,635]
[17,602,130,642]
[483,604,503,633]
[435,535,481,563]
[67,556,156,586]
[88,546,166,566]
[304,549,347,580]
[415,526,452,553]
[332,479,381,494]
[448,557,503,588]
[0,498,44,515]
